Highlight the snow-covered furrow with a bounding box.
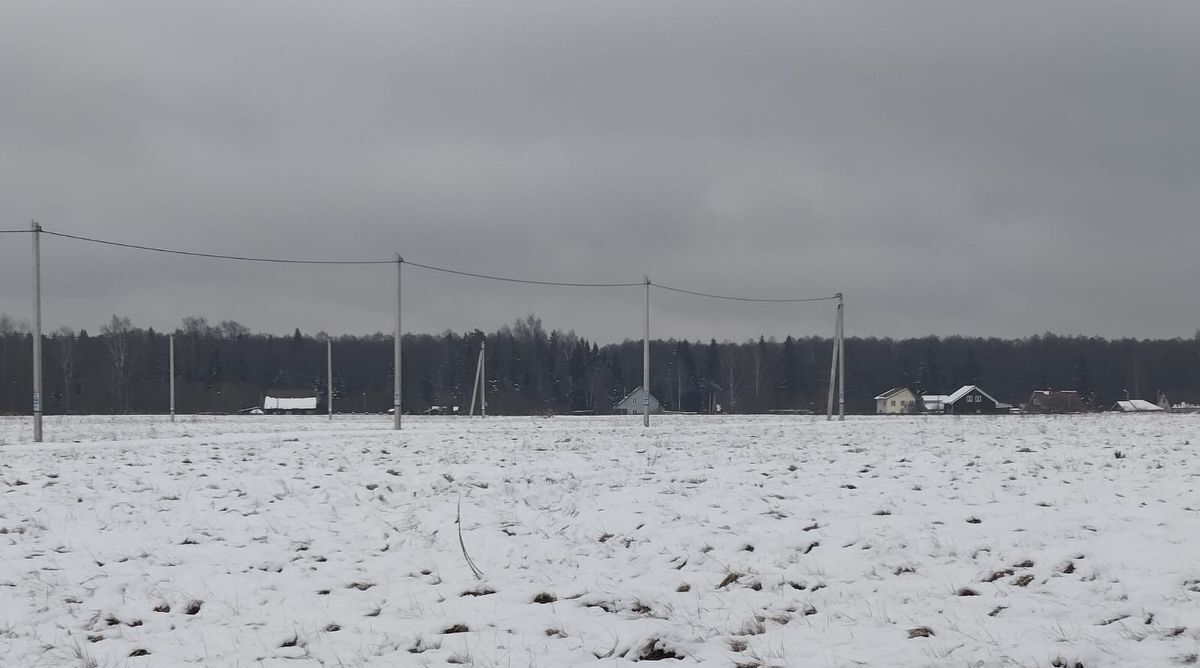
[1,414,1198,667]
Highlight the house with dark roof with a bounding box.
[1026,389,1086,413]
[942,385,1011,415]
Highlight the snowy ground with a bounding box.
[1,414,1198,667]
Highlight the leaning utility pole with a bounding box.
[826,294,841,422]
[31,220,43,442]
[468,340,488,417]
[327,338,333,421]
[837,293,846,421]
[169,333,176,422]
[643,276,651,427]
[394,256,402,430]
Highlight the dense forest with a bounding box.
[1,312,1199,416]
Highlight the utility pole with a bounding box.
[169,333,176,422]
[468,340,487,417]
[643,276,650,427]
[31,220,43,442]
[837,293,846,421]
[826,296,840,422]
[394,256,402,430]
[468,343,482,417]
[327,338,333,420]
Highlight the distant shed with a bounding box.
[1112,399,1163,413]
[263,391,318,415]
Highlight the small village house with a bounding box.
[613,386,662,415]
[942,385,1011,415]
[1026,389,1086,413]
[874,387,921,414]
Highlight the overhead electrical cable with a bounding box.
[41,230,394,265]
[402,259,642,288]
[651,281,840,303]
[33,227,838,301]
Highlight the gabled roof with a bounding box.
[945,385,1010,408]
[1112,399,1163,412]
[614,385,658,408]
[874,387,914,401]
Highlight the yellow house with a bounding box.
[874,387,920,414]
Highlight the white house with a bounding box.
[613,386,662,415]
[874,387,920,414]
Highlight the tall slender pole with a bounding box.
[837,294,846,421]
[826,297,839,421]
[643,276,650,427]
[327,338,333,420]
[480,339,487,418]
[468,346,482,417]
[169,333,176,422]
[31,220,43,442]
[394,256,402,430]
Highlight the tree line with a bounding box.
[1,312,1199,415]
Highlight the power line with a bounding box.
[651,281,840,303]
[0,229,32,234]
[31,227,838,300]
[403,259,642,288]
[41,230,394,265]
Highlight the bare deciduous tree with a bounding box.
[54,326,78,414]
[722,343,745,413]
[102,315,136,413]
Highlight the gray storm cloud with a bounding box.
[2,1,1198,341]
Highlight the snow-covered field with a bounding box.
[1,414,1198,667]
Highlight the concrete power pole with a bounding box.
[826,295,840,422]
[31,220,43,442]
[468,344,482,417]
[643,276,650,428]
[838,293,846,421]
[169,333,176,422]
[394,256,402,430]
[480,339,487,417]
[327,338,333,421]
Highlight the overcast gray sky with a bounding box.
[3,1,1198,342]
